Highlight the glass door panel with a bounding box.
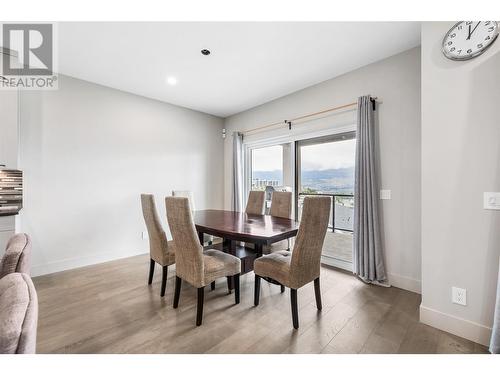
[295,132,356,270]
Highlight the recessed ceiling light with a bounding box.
[201,49,211,56]
[166,76,177,85]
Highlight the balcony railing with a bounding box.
[298,193,354,232]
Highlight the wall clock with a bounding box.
[442,21,499,60]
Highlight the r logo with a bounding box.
[2,23,53,76]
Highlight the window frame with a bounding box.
[242,123,356,213]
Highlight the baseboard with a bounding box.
[387,272,421,294]
[320,257,422,294]
[420,304,492,346]
[31,249,148,277]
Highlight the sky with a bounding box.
[252,139,356,172]
[301,139,356,170]
[252,145,283,172]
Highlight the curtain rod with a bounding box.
[242,96,378,136]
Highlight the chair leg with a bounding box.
[148,259,155,285]
[280,284,285,293]
[211,281,216,291]
[196,287,205,326]
[290,288,299,329]
[314,277,322,311]
[234,274,240,304]
[160,266,168,297]
[226,276,233,294]
[173,276,182,308]
[254,275,261,306]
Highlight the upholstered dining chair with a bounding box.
[140,194,176,297]
[245,190,265,215]
[254,195,331,329]
[266,191,293,253]
[0,233,32,280]
[165,196,241,326]
[172,190,215,246]
[0,273,38,354]
[269,191,293,219]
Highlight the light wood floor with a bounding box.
[33,254,488,354]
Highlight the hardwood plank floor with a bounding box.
[32,254,488,354]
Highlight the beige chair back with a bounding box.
[0,273,38,354]
[0,233,31,279]
[165,197,204,287]
[172,190,196,211]
[290,196,331,288]
[140,194,171,266]
[269,191,292,219]
[245,190,265,215]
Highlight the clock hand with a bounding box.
[467,24,472,40]
[470,22,481,38]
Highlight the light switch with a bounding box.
[380,190,391,200]
[484,192,500,210]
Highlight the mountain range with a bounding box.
[253,166,354,194]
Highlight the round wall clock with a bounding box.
[442,21,499,60]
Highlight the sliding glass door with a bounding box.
[295,132,356,270]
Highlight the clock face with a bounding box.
[442,21,499,60]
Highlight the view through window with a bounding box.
[299,138,356,196]
[297,134,356,268]
[251,145,283,191]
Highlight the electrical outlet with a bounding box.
[141,231,148,240]
[452,287,467,306]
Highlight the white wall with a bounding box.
[421,22,500,346]
[0,89,19,250]
[19,75,224,276]
[0,91,18,169]
[224,47,422,293]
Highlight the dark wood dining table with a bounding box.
[193,210,299,280]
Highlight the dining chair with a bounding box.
[269,191,293,219]
[266,191,293,254]
[253,195,331,329]
[0,273,38,354]
[172,190,215,246]
[165,196,241,326]
[245,190,265,215]
[245,188,291,254]
[0,233,32,280]
[140,194,176,297]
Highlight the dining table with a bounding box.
[193,209,299,287]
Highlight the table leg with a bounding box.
[222,238,231,252]
[254,243,263,257]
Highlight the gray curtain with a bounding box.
[232,132,244,212]
[353,96,387,284]
[490,257,500,353]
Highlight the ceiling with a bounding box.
[58,22,421,117]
